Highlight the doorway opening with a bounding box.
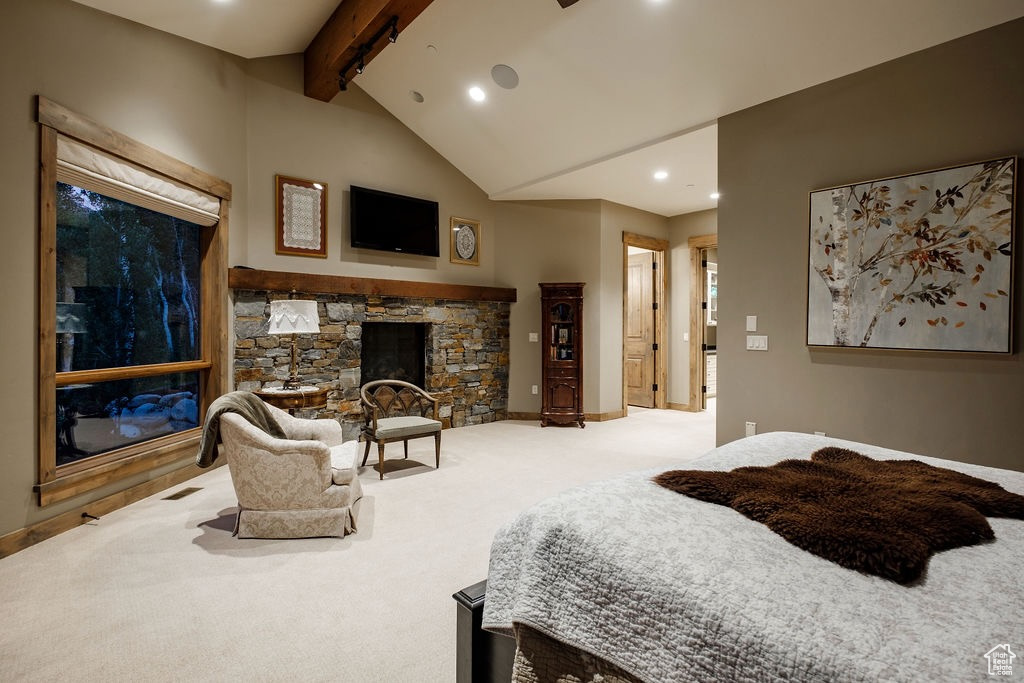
[688,234,717,411]
[622,231,668,411]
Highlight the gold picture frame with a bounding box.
[450,217,480,265]
[276,175,327,258]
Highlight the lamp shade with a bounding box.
[268,300,320,335]
[56,302,88,334]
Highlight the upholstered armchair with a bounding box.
[360,380,442,480]
[219,402,362,539]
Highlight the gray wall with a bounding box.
[718,18,1024,470]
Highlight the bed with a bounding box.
[481,432,1024,682]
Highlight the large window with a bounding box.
[38,97,230,506]
[56,183,203,466]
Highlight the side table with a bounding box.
[253,385,328,415]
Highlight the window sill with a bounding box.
[36,429,201,507]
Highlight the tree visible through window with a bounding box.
[56,182,202,465]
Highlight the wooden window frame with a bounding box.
[36,97,230,507]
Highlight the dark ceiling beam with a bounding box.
[304,0,437,102]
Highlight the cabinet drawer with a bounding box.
[544,287,582,299]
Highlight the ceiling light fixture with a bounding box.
[710,192,721,200]
[336,15,400,91]
[469,86,486,102]
[653,170,669,181]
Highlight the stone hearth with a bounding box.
[230,270,512,439]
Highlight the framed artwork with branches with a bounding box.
[807,157,1015,353]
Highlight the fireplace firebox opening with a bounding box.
[361,322,427,387]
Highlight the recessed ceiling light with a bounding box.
[653,170,669,181]
[468,86,486,102]
[710,192,721,200]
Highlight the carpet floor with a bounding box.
[0,408,714,682]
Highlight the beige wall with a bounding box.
[718,18,1024,470]
[495,199,672,417]
[599,201,669,413]
[495,200,602,414]
[243,55,495,283]
[667,209,717,405]
[0,0,497,537]
[0,0,250,535]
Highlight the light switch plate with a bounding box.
[528,332,538,342]
[746,315,757,332]
[746,335,768,351]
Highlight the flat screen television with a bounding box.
[350,185,439,257]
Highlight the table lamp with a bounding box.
[268,299,320,389]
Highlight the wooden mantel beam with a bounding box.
[229,268,518,303]
[304,0,437,102]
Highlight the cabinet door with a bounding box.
[547,380,579,412]
[549,303,576,362]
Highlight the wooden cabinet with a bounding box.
[540,283,585,428]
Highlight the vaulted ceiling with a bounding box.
[72,0,1024,217]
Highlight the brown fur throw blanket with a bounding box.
[654,447,1024,583]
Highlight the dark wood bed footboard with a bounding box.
[453,580,516,682]
[453,580,644,683]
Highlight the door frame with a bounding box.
[688,233,717,411]
[621,231,668,411]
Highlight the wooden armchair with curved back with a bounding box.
[360,379,442,480]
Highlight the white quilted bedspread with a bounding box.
[482,432,1024,682]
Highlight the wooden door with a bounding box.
[626,251,655,407]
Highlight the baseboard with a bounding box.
[507,410,626,422]
[0,460,217,559]
[585,409,626,422]
[506,412,540,421]
[666,402,690,411]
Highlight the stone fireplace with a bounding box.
[229,268,514,440]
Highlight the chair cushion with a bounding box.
[372,416,442,440]
[330,441,360,485]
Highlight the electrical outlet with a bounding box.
[528,332,538,342]
[745,421,757,437]
[531,385,538,395]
